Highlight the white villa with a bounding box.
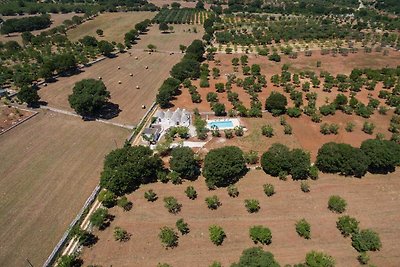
[154,108,191,128]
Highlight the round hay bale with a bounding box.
[118,81,122,84]
[130,73,133,76]
[148,52,151,55]
[44,83,47,87]
[136,85,139,89]
[145,66,148,69]
[135,56,138,60]
[141,105,146,109]
[117,66,120,70]
[98,76,102,80]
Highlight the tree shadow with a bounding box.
[97,102,121,120]
[60,68,83,77]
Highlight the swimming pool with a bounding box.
[207,120,234,129]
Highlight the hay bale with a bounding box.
[130,73,133,76]
[141,105,146,109]
[136,85,139,89]
[145,66,148,69]
[98,76,102,80]
[135,56,138,60]
[118,81,122,84]
[117,66,120,70]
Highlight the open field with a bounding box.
[0,12,77,43]
[149,0,214,9]
[39,51,183,125]
[0,110,129,267]
[81,169,400,266]
[134,24,204,52]
[67,12,156,43]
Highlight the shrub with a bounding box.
[378,105,389,115]
[362,121,375,134]
[300,181,310,192]
[358,252,370,265]
[117,196,132,211]
[351,229,382,252]
[319,104,336,116]
[309,165,319,180]
[176,218,190,235]
[224,129,234,139]
[77,229,97,247]
[185,186,197,200]
[329,123,339,134]
[316,142,370,177]
[207,92,218,102]
[231,247,280,267]
[167,171,182,185]
[305,251,335,267]
[265,91,288,115]
[263,184,275,197]
[345,122,355,132]
[244,150,258,164]
[213,102,226,116]
[163,196,182,214]
[209,262,222,267]
[336,215,359,237]
[262,124,274,137]
[144,189,158,202]
[98,190,117,208]
[360,139,400,173]
[328,195,347,213]
[209,225,226,245]
[205,195,221,210]
[284,124,292,135]
[320,123,330,135]
[114,227,130,242]
[203,146,247,188]
[244,199,260,213]
[287,107,302,118]
[279,171,288,181]
[227,185,239,197]
[249,226,272,245]
[234,126,244,136]
[170,146,200,180]
[159,227,179,248]
[296,219,311,239]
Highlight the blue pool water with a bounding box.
[207,120,234,129]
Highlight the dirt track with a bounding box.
[81,169,400,266]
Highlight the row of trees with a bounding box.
[0,14,51,35]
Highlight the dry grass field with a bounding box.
[81,169,400,266]
[0,110,129,267]
[39,51,183,125]
[67,12,156,43]
[0,12,77,43]
[134,24,204,52]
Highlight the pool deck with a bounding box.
[206,118,241,130]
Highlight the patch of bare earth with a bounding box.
[81,169,400,267]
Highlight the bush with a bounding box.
[296,219,311,239]
[167,171,182,185]
[265,92,287,115]
[227,185,239,197]
[358,252,370,265]
[328,195,347,213]
[90,208,109,229]
[159,227,179,248]
[244,150,258,164]
[300,181,310,192]
[263,184,275,197]
[309,165,319,180]
[345,122,355,132]
[261,124,274,137]
[209,225,226,245]
[185,186,197,200]
[170,146,200,180]
[249,226,272,245]
[207,92,218,102]
[244,199,260,213]
[203,146,247,188]
[144,189,158,202]
[284,124,292,135]
[362,121,375,134]
[351,229,382,252]
[360,139,400,173]
[209,262,222,267]
[336,215,359,237]
[114,227,130,242]
[77,229,97,247]
[117,196,132,211]
[98,190,117,208]
[176,218,190,235]
[164,196,182,214]
[231,247,280,267]
[305,251,335,267]
[316,142,370,177]
[205,195,221,210]
[287,107,302,118]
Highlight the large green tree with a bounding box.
[17,85,40,107]
[68,79,110,117]
[203,146,247,188]
[265,91,287,115]
[169,146,200,180]
[231,247,280,267]
[360,139,400,173]
[100,145,163,195]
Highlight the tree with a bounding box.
[196,1,205,9]
[170,59,200,81]
[336,215,359,237]
[265,92,287,115]
[57,255,82,267]
[68,79,110,117]
[316,142,370,177]
[360,139,400,173]
[249,226,272,245]
[352,229,382,252]
[98,40,114,56]
[296,218,311,239]
[244,199,260,213]
[159,227,179,248]
[114,227,130,242]
[159,22,169,33]
[100,145,163,195]
[212,102,226,116]
[90,208,108,229]
[205,195,221,210]
[231,247,280,267]
[96,28,103,36]
[164,196,182,214]
[328,195,347,213]
[203,146,247,188]
[170,146,200,180]
[290,149,311,180]
[209,225,226,245]
[176,218,190,234]
[17,85,40,107]
[305,251,335,267]
[179,44,187,53]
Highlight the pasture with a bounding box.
[67,12,156,43]
[0,110,129,267]
[81,169,400,266]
